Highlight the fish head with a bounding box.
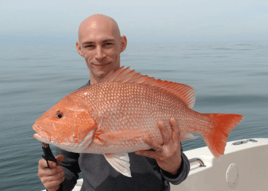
[33,95,97,152]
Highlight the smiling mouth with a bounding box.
[92,62,110,67]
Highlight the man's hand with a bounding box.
[37,155,65,191]
[135,118,182,175]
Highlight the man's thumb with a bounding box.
[55,155,64,165]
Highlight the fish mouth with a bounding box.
[32,124,70,151]
[32,124,51,144]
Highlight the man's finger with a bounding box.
[170,118,180,142]
[55,155,64,165]
[39,159,57,169]
[44,176,65,191]
[158,121,170,145]
[39,166,63,177]
[143,135,163,152]
[42,171,64,183]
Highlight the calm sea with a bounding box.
[0,42,268,190]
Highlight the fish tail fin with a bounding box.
[202,113,244,158]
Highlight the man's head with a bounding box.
[76,14,127,84]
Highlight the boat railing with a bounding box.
[189,158,206,167]
[232,138,258,145]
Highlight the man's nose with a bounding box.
[95,46,106,60]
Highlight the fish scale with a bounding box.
[33,66,244,177]
[70,81,196,154]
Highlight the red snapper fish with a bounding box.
[33,66,244,177]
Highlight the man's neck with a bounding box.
[90,79,98,85]
[90,77,103,85]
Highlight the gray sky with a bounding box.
[0,0,268,44]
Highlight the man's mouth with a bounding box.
[92,62,110,67]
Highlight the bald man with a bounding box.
[37,14,190,191]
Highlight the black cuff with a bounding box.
[160,152,190,185]
[161,156,184,179]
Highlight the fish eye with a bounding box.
[56,110,64,119]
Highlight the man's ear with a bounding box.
[120,35,127,53]
[76,41,83,56]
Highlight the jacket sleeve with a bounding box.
[56,147,81,191]
[160,152,190,185]
[160,143,190,185]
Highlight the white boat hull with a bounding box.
[171,138,268,191]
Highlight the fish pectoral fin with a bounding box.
[104,153,131,177]
[96,130,144,145]
[181,133,199,141]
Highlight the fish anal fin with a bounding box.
[104,153,131,177]
[100,66,195,108]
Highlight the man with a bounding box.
[37,14,190,191]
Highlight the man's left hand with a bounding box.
[135,118,182,175]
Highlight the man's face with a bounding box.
[76,20,126,83]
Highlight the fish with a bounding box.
[33,66,244,177]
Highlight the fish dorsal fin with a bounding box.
[101,66,195,108]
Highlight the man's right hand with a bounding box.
[37,155,65,191]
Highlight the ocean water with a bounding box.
[0,42,268,190]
